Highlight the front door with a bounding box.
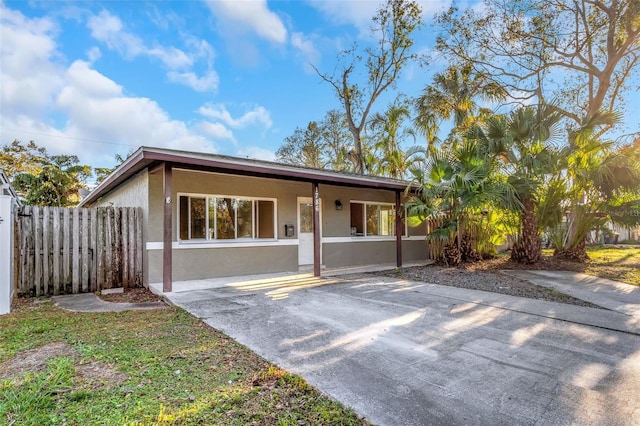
[297,197,320,265]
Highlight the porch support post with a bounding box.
[163,163,173,292]
[312,182,321,277]
[395,190,403,268]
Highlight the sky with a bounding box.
[0,0,451,170]
[1,1,638,173]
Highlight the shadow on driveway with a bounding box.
[158,274,640,426]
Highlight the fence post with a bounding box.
[0,196,15,314]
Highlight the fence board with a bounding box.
[71,209,80,293]
[135,208,143,287]
[62,208,70,287]
[42,207,50,296]
[15,206,143,296]
[33,207,41,296]
[91,208,98,292]
[122,210,129,288]
[52,208,61,295]
[81,210,89,293]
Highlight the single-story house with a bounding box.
[79,147,429,292]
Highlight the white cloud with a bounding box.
[198,103,272,129]
[205,0,287,44]
[86,46,101,62]
[52,60,216,162]
[0,4,64,117]
[198,121,236,142]
[87,10,192,69]
[235,146,276,161]
[0,4,219,167]
[306,0,377,31]
[167,70,219,92]
[291,32,320,72]
[86,9,218,93]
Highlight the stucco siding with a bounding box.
[148,245,298,282]
[322,238,427,268]
[145,169,427,281]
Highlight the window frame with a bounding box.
[349,200,407,237]
[177,192,277,242]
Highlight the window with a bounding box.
[350,201,403,237]
[178,194,276,241]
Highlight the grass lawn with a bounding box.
[0,301,367,425]
[582,245,640,286]
[519,245,640,286]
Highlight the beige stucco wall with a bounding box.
[148,169,316,242]
[143,169,428,282]
[147,245,298,282]
[322,239,427,268]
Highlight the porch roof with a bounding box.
[80,146,413,206]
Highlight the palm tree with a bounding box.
[555,113,640,260]
[406,141,517,265]
[368,101,424,179]
[472,104,564,264]
[414,64,506,149]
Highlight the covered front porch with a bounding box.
[149,259,434,302]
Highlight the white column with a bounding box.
[0,196,14,315]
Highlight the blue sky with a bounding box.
[1,1,637,172]
[0,0,449,169]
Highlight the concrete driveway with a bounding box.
[155,273,640,425]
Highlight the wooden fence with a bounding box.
[15,206,143,296]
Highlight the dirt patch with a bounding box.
[0,342,128,389]
[76,361,128,389]
[378,265,602,308]
[0,342,74,380]
[98,287,163,303]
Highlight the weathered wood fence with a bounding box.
[16,206,143,296]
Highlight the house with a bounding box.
[79,147,429,292]
[1,169,20,314]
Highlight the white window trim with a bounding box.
[349,200,408,237]
[177,192,277,242]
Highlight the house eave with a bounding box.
[80,146,414,206]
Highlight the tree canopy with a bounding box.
[1,140,92,206]
[313,0,423,173]
[435,0,640,133]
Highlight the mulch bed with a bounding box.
[98,287,164,303]
[379,259,602,308]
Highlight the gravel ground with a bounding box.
[377,265,603,309]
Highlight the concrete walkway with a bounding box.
[154,271,640,425]
[502,270,640,319]
[52,293,166,312]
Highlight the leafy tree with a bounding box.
[276,121,326,168]
[0,140,48,179]
[2,140,92,206]
[276,110,353,171]
[313,0,423,173]
[94,153,127,184]
[436,0,640,135]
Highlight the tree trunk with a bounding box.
[554,239,589,262]
[511,197,541,264]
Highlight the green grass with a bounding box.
[539,246,640,286]
[583,246,640,286]
[1,301,367,425]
